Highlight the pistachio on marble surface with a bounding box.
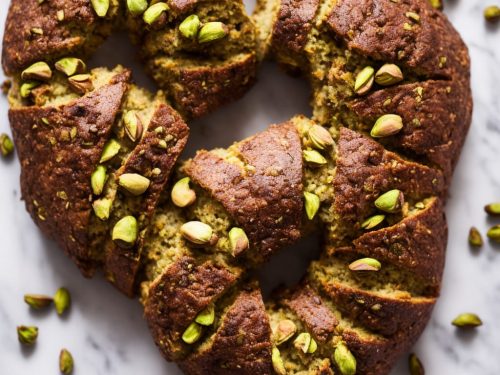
[0,133,14,157]
[468,227,483,248]
[59,348,74,374]
[484,5,500,22]
[487,225,500,242]
[24,294,53,310]
[17,325,38,345]
[484,203,500,216]
[452,313,483,328]
[54,287,71,315]
[408,353,424,375]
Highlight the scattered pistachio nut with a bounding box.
[428,0,442,10]
[354,66,375,95]
[0,133,14,157]
[195,304,215,326]
[54,287,71,315]
[180,221,217,246]
[127,0,148,15]
[112,216,138,248]
[198,22,228,43]
[374,189,404,213]
[370,114,404,138]
[334,342,357,375]
[228,227,250,256]
[179,14,201,39]
[293,332,316,354]
[55,58,86,77]
[274,319,297,345]
[484,5,500,22]
[349,257,382,272]
[484,202,500,216]
[20,81,40,98]
[68,74,94,94]
[409,353,424,375]
[303,149,327,166]
[90,165,107,196]
[92,198,112,221]
[452,313,483,328]
[468,227,483,248]
[272,347,286,375]
[118,173,151,196]
[143,2,169,25]
[487,225,500,242]
[304,192,320,220]
[123,110,143,142]
[171,177,196,207]
[57,10,65,21]
[24,294,53,310]
[182,322,202,344]
[375,64,404,86]
[361,214,385,230]
[21,61,52,82]
[100,139,121,163]
[17,325,38,345]
[91,0,110,17]
[59,348,74,374]
[308,124,334,150]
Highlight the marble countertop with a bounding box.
[1,1,499,374]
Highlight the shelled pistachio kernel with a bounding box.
[354,66,375,95]
[468,227,483,248]
[59,348,74,375]
[304,192,320,220]
[274,319,297,345]
[428,0,442,10]
[54,287,71,315]
[57,10,65,21]
[484,202,500,216]
[0,133,14,157]
[182,322,202,344]
[143,2,169,25]
[17,326,38,345]
[179,15,201,39]
[452,313,483,328]
[334,342,356,375]
[180,221,216,246]
[195,304,215,326]
[484,5,500,22]
[24,294,53,309]
[91,0,110,17]
[374,189,404,213]
[20,81,40,98]
[228,227,250,256]
[171,177,196,207]
[375,64,404,86]
[370,114,403,138]
[409,353,424,375]
[68,74,93,94]
[100,139,121,163]
[123,110,143,142]
[361,214,385,230]
[92,198,112,220]
[272,347,286,375]
[127,0,148,15]
[198,22,228,43]
[90,165,107,195]
[303,149,327,166]
[349,257,382,272]
[55,58,86,77]
[112,216,138,248]
[118,173,151,196]
[487,225,500,242]
[308,124,334,150]
[21,61,52,82]
[293,332,317,354]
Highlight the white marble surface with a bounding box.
[1,1,499,374]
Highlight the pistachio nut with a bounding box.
[59,348,74,375]
[468,227,483,248]
[272,347,286,375]
[304,192,320,220]
[20,81,40,98]
[361,214,385,230]
[100,139,121,163]
[179,15,201,39]
[487,225,500,242]
[57,10,65,21]
[303,149,327,166]
[409,353,424,375]
[21,61,52,82]
[308,124,334,150]
[55,58,87,77]
[484,202,500,216]
[293,332,316,354]
[171,177,196,207]
[180,221,217,246]
[375,64,404,86]
[0,133,14,157]
[112,216,138,248]
[334,342,356,375]
[370,114,404,138]
[274,319,297,345]
[90,165,107,195]
[54,287,71,315]
[374,189,404,213]
[68,74,94,94]
[92,198,112,221]
[182,322,202,344]
[428,0,442,10]
[452,313,483,328]
[198,22,228,43]
[484,5,500,21]
[17,325,38,345]
[143,2,169,25]
[91,0,110,17]
[348,257,382,272]
[127,0,148,15]
[118,173,151,196]
[354,66,375,95]
[195,304,215,326]
[24,294,53,309]
[123,110,143,142]
[228,227,250,256]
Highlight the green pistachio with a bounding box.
[228,227,250,256]
[17,326,38,345]
[374,189,404,213]
[182,322,202,344]
[334,342,356,375]
[487,225,500,242]
[68,74,93,94]
[304,192,320,220]
[409,353,424,375]
[274,319,297,345]
[375,64,404,86]
[90,165,107,196]
[348,257,382,272]
[361,214,385,230]
[195,304,215,326]
[123,110,143,142]
[354,66,375,95]
[143,2,169,25]
[468,227,483,248]
[484,5,500,22]
[428,0,442,10]
[21,61,52,82]
[0,133,14,157]
[293,332,316,354]
[271,347,286,375]
[55,58,87,77]
[180,221,217,246]
[99,139,121,163]
[127,0,148,15]
[308,124,334,150]
[20,81,40,98]
[484,203,500,216]
[54,287,71,315]
[179,15,201,39]
[198,22,228,43]
[92,198,113,221]
[452,313,483,328]
[112,216,138,248]
[24,294,53,310]
[118,173,151,196]
[59,348,74,374]
[370,114,404,138]
[91,0,110,17]
[303,149,327,166]
[171,177,197,207]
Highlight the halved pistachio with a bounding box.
[92,198,112,220]
[59,348,74,375]
[303,149,327,166]
[349,258,382,272]
[171,177,196,207]
[179,15,201,39]
[409,353,424,375]
[24,294,53,309]
[293,332,316,354]
[180,221,217,246]
[198,22,228,43]
[452,313,483,328]
[182,322,202,344]
[21,61,52,82]
[272,347,286,375]
[0,133,14,157]
[118,173,151,196]
[100,139,121,163]
[90,165,107,195]
[374,189,404,213]
[127,0,148,15]
[17,326,38,345]
[91,0,110,17]
[143,2,169,25]
[468,227,483,248]
[370,114,403,138]
[334,342,356,375]
[55,58,86,77]
[487,225,500,242]
[228,227,250,256]
[123,110,143,142]
[484,5,500,21]
[484,203,500,216]
[308,125,334,150]
[20,81,40,98]
[304,192,320,220]
[274,319,297,345]
[354,66,375,95]
[361,214,385,230]
[54,287,71,315]
[112,216,138,248]
[68,74,93,94]
[375,64,404,86]
[195,304,215,326]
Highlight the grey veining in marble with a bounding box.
[0,1,499,374]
